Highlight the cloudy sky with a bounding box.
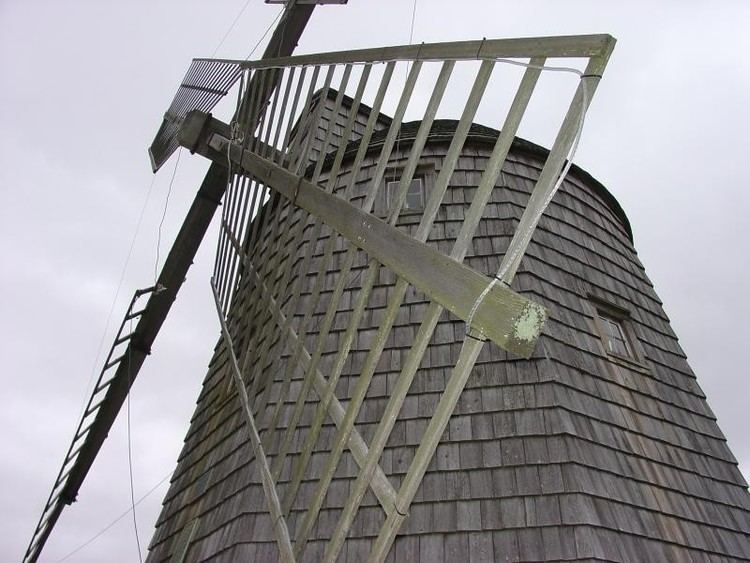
[1,1,748,561]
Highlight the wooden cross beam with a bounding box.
[180,110,548,358]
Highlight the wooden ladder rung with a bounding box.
[103,353,125,371]
[125,308,147,321]
[114,332,133,346]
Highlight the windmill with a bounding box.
[24,2,750,562]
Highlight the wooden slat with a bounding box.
[289,65,329,173]
[256,68,284,158]
[227,234,399,513]
[210,280,296,563]
[278,66,309,167]
[269,66,296,161]
[229,34,616,70]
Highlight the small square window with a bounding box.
[588,296,648,370]
[387,177,424,212]
[598,312,632,357]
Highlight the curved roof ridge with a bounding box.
[307,88,630,240]
[315,118,633,241]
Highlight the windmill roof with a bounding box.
[308,87,632,241]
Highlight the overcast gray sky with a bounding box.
[1,1,748,561]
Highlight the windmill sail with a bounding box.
[25,13,750,560]
[156,35,614,561]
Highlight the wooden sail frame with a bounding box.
[173,34,615,561]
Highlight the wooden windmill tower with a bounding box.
[25,2,750,561]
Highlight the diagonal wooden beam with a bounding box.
[210,279,296,563]
[179,112,547,358]
[225,230,399,515]
[365,50,614,563]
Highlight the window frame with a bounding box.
[387,176,425,213]
[597,310,633,358]
[379,163,435,218]
[588,295,648,368]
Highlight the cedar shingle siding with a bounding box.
[147,102,750,561]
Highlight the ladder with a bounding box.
[23,285,160,563]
